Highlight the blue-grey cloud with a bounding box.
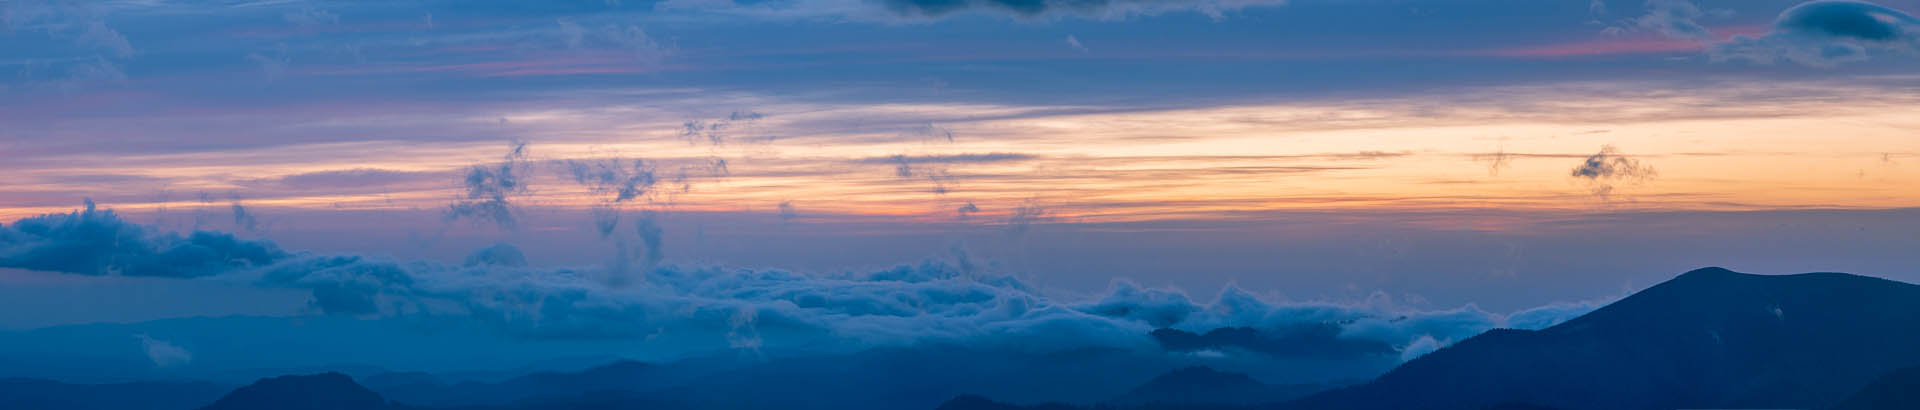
[2,0,133,87]
[634,210,664,271]
[0,201,286,278]
[957,202,981,219]
[778,201,799,222]
[564,158,658,203]
[1617,0,1717,40]
[1570,145,1655,180]
[230,201,259,232]
[680,112,764,146]
[1569,145,1655,198]
[1005,199,1047,236]
[1712,1,1920,66]
[134,334,192,368]
[446,141,532,230]
[465,242,530,267]
[876,0,1288,20]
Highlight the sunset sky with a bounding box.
[3,0,1920,355]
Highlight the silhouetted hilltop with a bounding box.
[372,360,676,407]
[197,372,406,410]
[1830,365,1920,410]
[935,395,1084,410]
[0,378,229,410]
[1286,267,1920,410]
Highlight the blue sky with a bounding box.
[3,0,1919,381]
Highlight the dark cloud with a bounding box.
[446,141,532,230]
[0,200,287,277]
[1712,1,1920,66]
[957,202,982,219]
[1569,145,1656,198]
[563,158,657,203]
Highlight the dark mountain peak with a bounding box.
[1676,266,1740,279]
[198,372,400,410]
[1287,268,1920,410]
[1664,267,1894,289]
[506,358,656,387]
[580,359,655,375]
[356,371,440,390]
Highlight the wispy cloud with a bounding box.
[6,203,1597,359]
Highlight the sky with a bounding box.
[2,0,1919,381]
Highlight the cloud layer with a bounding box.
[0,200,287,278]
[1,201,1595,360]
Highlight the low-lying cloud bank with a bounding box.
[0,202,1596,360]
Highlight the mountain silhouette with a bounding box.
[0,378,229,410]
[939,267,1920,410]
[453,346,1180,410]
[369,359,684,407]
[197,372,408,410]
[1285,267,1920,410]
[1111,366,1327,406]
[1830,364,1920,410]
[935,395,1083,410]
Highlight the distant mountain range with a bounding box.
[0,377,228,410]
[1108,366,1330,406]
[196,373,410,410]
[13,267,1920,410]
